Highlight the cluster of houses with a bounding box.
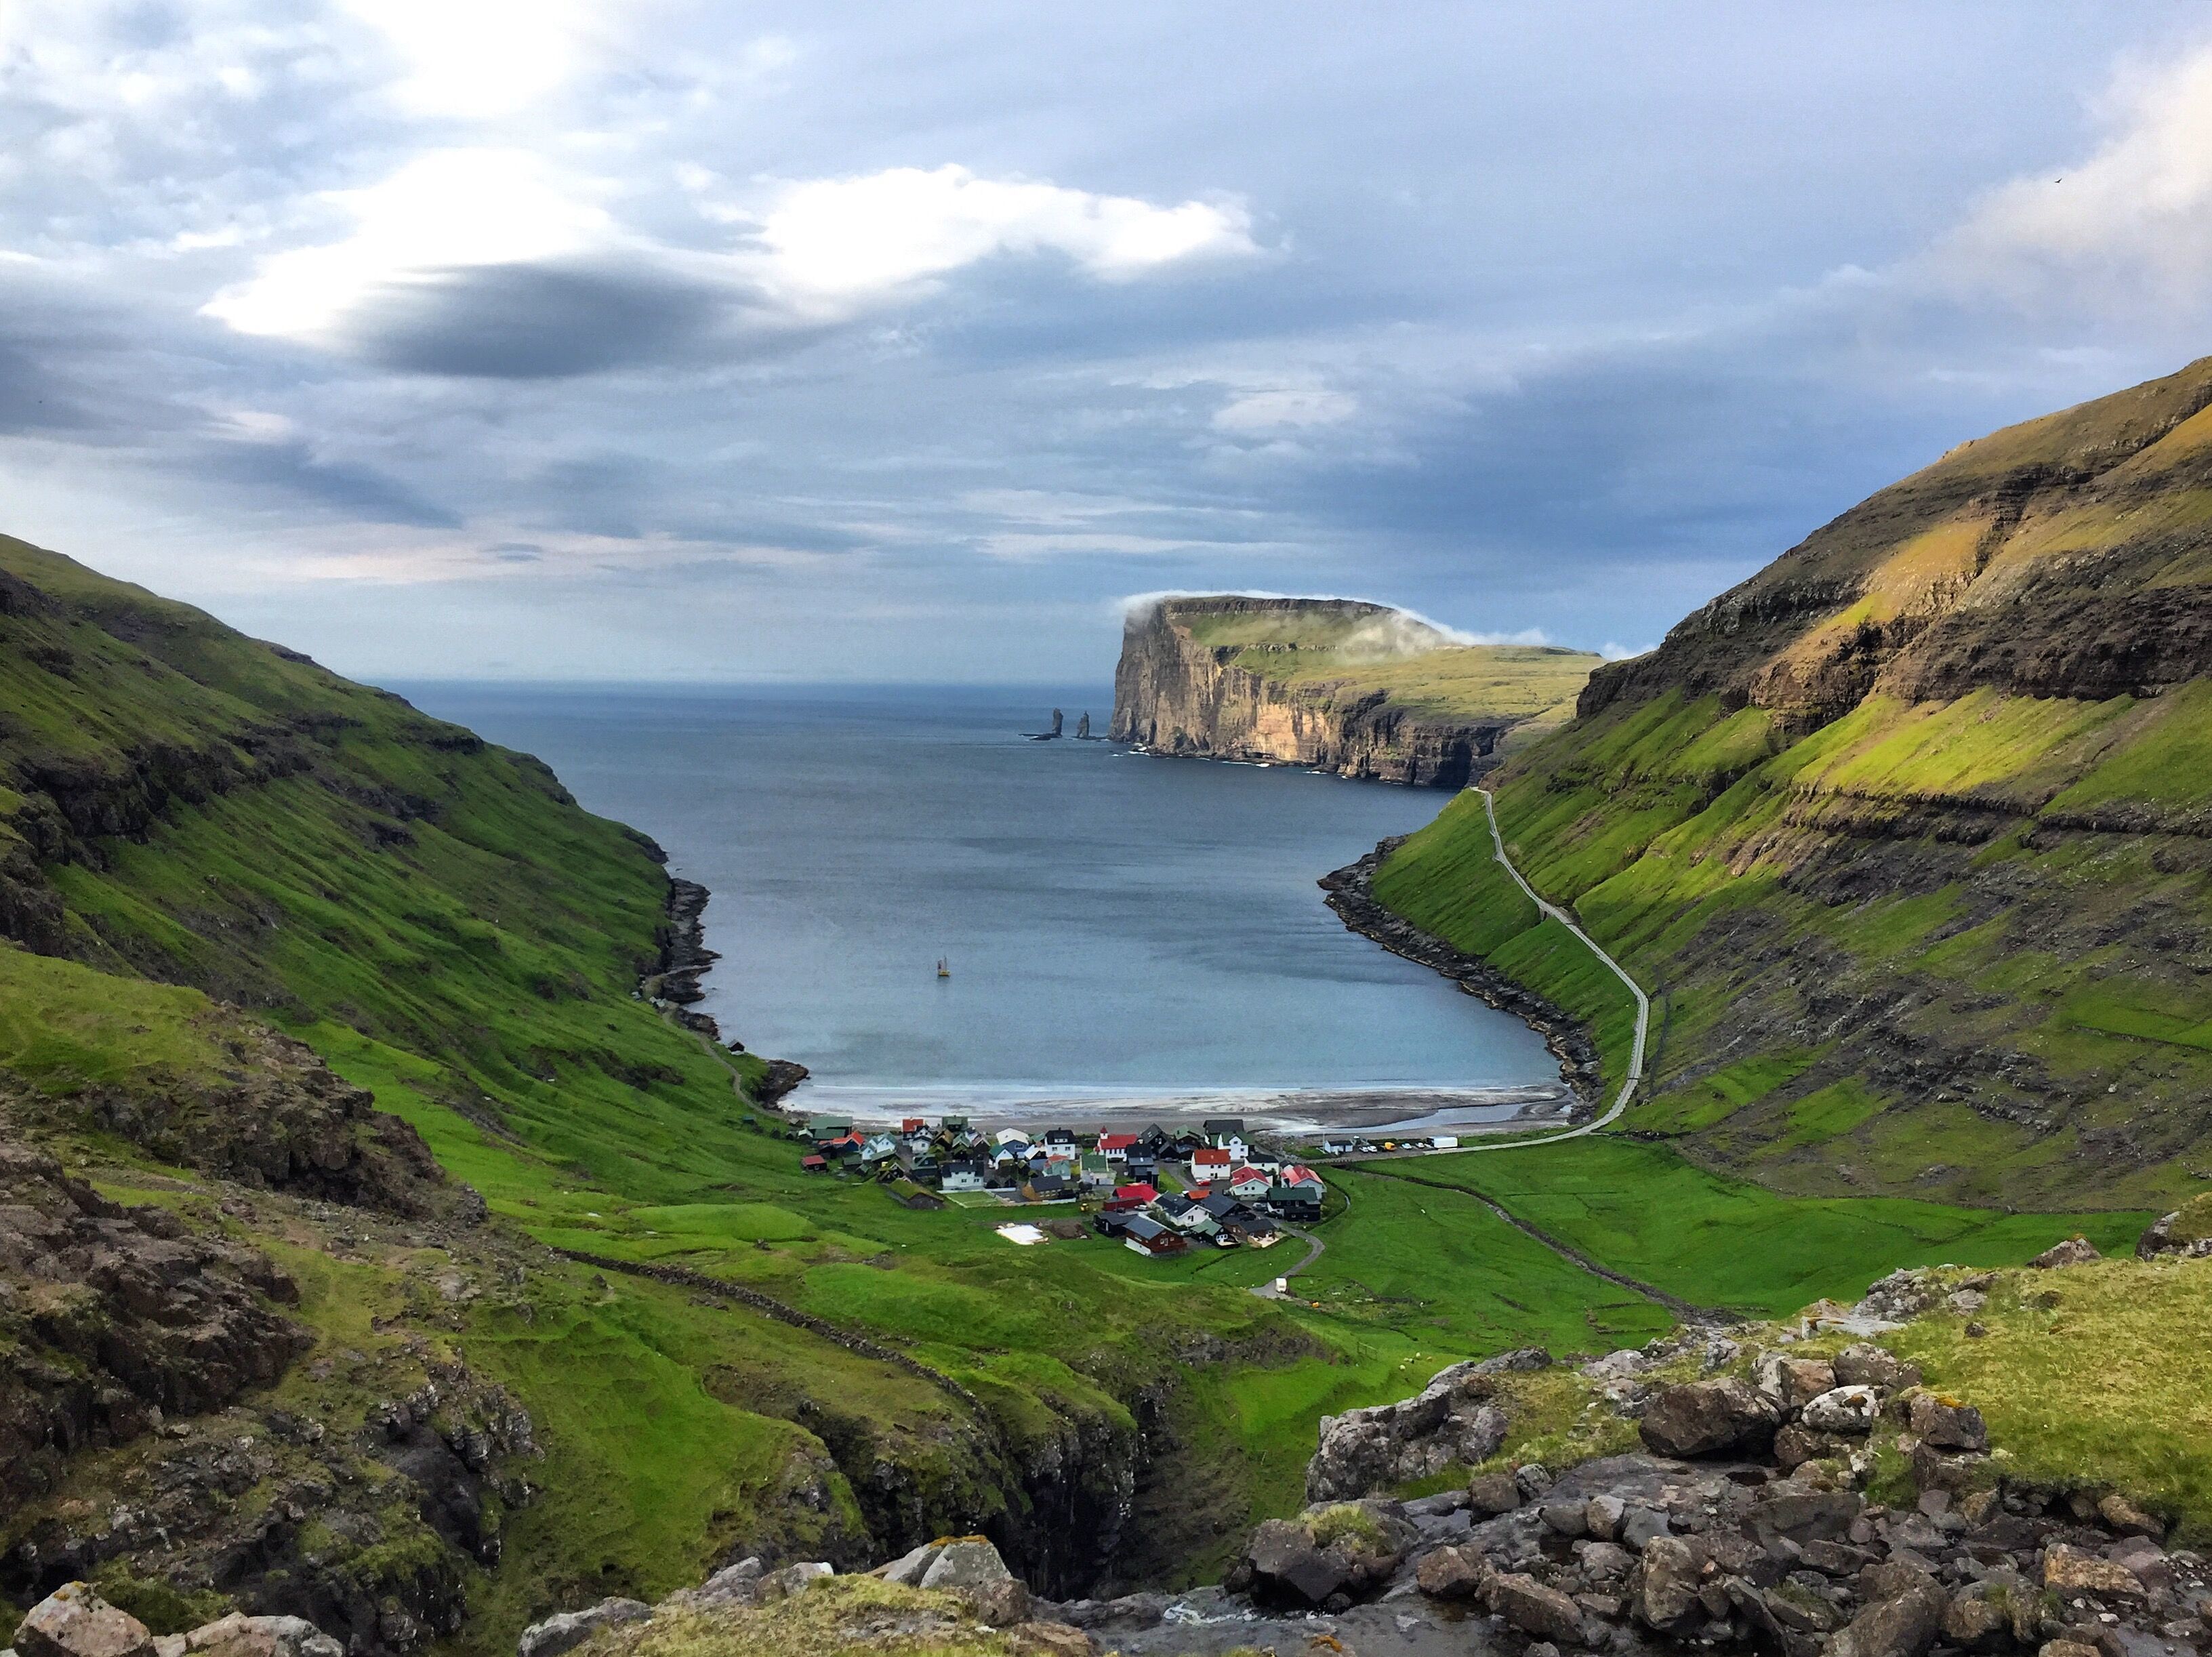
[796,1113,1326,1253]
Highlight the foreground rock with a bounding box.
[1304,1348,1540,1500]
[10,1588,342,1657]
[510,1538,1090,1657]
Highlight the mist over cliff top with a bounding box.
[1120,590,1558,663]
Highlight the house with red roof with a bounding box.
[1189,1146,1233,1183]
[1225,1166,1272,1200]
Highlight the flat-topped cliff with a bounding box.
[1112,595,1599,787]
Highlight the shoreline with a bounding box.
[1317,835,1605,1116]
[804,1082,1574,1137]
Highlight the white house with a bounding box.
[1225,1166,1271,1200]
[1189,1147,1233,1185]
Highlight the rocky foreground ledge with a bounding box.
[14,1207,2209,1657]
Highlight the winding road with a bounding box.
[1261,785,1655,1296]
[1368,785,1649,1160]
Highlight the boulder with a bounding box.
[1943,1570,2035,1652]
[178,1618,340,1657]
[16,1587,154,1657]
[1774,1421,1853,1471]
[1414,1543,1491,1600]
[1829,1568,1946,1657]
[1618,1505,1671,1551]
[2029,1237,2100,1269]
[2040,1643,2101,1657]
[1243,1519,1351,1608]
[919,1540,1014,1593]
[1584,1492,1626,1540]
[2095,1493,2164,1538]
[754,1563,834,1604]
[1489,1573,1586,1644]
[1758,1355,1839,1410]
[515,1600,651,1657]
[875,1542,944,1587]
[1576,1541,1634,1583]
[1633,1536,1708,1631]
[661,1559,764,1611]
[1639,1378,1782,1458]
[1834,1344,1915,1391]
[1907,1393,1988,1452]
[2136,1193,2212,1259]
[1751,1487,1862,1547]
[1539,1498,1589,1537]
[1467,1470,1521,1515]
[1305,1358,1511,1500]
[1803,1385,1881,1435]
[1513,1462,1554,1500]
[2041,1545,2144,1599]
[918,1540,1029,1624]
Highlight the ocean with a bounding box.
[396,684,1565,1130]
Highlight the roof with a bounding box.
[799,1154,827,1168]
[1192,1147,1232,1166]
[1097,1134,1138,1151]
[1113,1183,1159,1204]
[1202,1118,1246,1135]
[1282,1165,1322,1184]
[1156,1192,1196,1214]
[1122,1214,1168,1240]
[1198,1193,1240,1219]
[1229,1166,1268,1183]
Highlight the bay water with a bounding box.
[397,685,1563,1128]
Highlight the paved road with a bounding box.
[1248,1222,1326,1298]
[1358,785,1650,1161]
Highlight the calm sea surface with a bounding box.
[396,685,1561,1126]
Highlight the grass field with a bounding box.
[1353,1139,2150,1320]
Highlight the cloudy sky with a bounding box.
[6,3,2212,682]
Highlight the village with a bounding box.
[788,1112,1411,1256]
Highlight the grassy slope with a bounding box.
[1369,364,2212,1210]
[1172,600,1599,728]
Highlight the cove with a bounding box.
[398,684,1567,1128]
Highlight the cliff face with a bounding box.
[1113,596,1594,787]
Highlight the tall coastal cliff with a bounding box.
[1111,595,1598,787]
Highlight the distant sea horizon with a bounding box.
[395,682,1566,1131]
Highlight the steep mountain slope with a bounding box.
[1113,595,1597,785]
[1373,357,2212,1209]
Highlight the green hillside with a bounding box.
[1171,595,1597,727]
[1372,357,2212,1210]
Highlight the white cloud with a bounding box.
[1935,45,2212,307]
[201,149,610,340]
[1211,386,1357,432]
[737,164,1259,319]
[203,152,1262,356]
[340,0,595,119]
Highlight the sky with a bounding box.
[6,4,2212,683]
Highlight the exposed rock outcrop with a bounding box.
[1305,1348,1542,1501]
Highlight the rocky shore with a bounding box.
[1322,837,1607,1109]
[653,878,718,1008]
